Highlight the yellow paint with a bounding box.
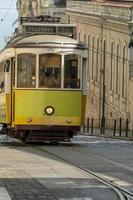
[82,95,87,124]
[13,89,82,127]
[6,95,11,123]
[14,116,80,126]
[0,94,11,124]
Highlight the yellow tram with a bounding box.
[0,16,87,142]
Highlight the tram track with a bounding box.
[66,144,133,173]
[58,143,133,199]
[33,145,133,200]
[0,135,132,199]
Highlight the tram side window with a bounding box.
[0,62,5,93]
[39,54,61,88]
[12,59,15,87]
[64,55,80,89]
[17,54,36,88]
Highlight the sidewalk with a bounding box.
[80,127,133,140]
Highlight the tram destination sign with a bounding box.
[25,26,56,33]
[23,25,76,38]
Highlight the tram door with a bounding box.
[5,59,12,124]
[0,59,12,124]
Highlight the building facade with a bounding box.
[66,0,133,129]
[17,0,66,18]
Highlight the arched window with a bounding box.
[110,42,113,90]
[78,32,80,41]
[122,46,126,97]
[102,40,106,87]
[84,33,87,45]
[92,36,94,79]
[116,44,120,93]
[96,38,99,82]
[88,34,90,79]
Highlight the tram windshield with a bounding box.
[64,55,80,89]
[17,54,36,88]
[39,54,61,88]
[16,53,81,89]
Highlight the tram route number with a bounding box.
[47,48,54,53]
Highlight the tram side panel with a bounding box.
[11,89,82,139]
[0,94,11,124]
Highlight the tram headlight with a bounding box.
[45,106,54,115]
[27,118,32,123]
[66,119,72,124]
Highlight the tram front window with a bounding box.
[64,55,80,89]
[17,54,36,88]
[39,54,61,88]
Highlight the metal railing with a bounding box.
[81,118,133,139]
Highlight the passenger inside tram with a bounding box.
[40,71,59,88]
[39,54,61,88]
[64,54,80,89]
[65,74,78,88]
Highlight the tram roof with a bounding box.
[6,34,86,49]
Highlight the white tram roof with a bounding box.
[7,34,86,49]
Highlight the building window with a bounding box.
[78,32,80,41]
[96,38,99,82]
[88,35,90,46]
[88,34,90,79]
[92,36,94,79]
[116,44,119,93]
[84,33,87,45]
[103,40,106,85]
[122,46,126,97]
[110,42,113,90]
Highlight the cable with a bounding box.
[0,0,15,23]
[0,7,16,10]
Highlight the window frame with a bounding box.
[38,53,61,89]
[16,52,82,90]
[64,54,81,89]
[17,53,36,88]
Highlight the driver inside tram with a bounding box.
[40,71,59,88]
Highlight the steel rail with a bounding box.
[62,145,133,173]
[34,146,129,200]
[58,144,133,199]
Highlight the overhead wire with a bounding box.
[0,0,15,23]
[0,0,17,49]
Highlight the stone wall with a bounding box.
[67,1,133,128]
